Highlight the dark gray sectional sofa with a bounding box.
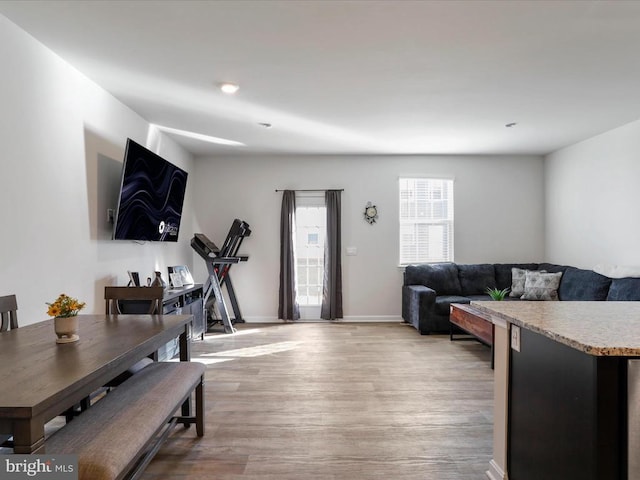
[402,262,640,335]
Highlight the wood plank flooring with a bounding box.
[142,322,494,480]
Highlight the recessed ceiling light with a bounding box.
[219,82,239,94]
[505,122,517,128]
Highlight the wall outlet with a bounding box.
[511,325,521,352]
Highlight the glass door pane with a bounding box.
[295,204,326,319]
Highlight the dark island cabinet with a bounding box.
[508,327,624,480]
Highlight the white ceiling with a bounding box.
[2,0,640,157]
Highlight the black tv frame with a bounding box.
[113,139,188,242]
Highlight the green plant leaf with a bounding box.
[486,286,510,301]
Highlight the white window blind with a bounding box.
[399,177,454,265]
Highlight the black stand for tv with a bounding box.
[191,219,251,334]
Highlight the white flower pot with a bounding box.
[54,316,79,343]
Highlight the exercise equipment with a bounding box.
[191,219,251,333]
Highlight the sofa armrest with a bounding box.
[407,284,436,298]
[402,285,436,333]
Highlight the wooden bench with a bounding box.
[47,361,205,480]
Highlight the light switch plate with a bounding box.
[346,247,357,256]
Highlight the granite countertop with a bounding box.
[470,301,640,356]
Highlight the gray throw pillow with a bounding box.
[509,268,527,297]
[521,271,563,301]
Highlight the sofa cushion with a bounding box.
[458,264,496,295]
[607,278,640,301]
[466,294,522,302]
[494,263,539,290]
[558,267,611,301]
[538,263,570,274]
[465,294,493,302]
[521,271,563,300]
[404,263,462,295]
[434,295,470,315]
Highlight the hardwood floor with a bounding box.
[142,322,494,479]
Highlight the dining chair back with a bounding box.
[0,294,18,332]
[104,287,164,315]
[0,294,18,445]
[103,286,165,388]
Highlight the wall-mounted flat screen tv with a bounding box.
[113,138,188,242]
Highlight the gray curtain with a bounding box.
[321,190,343,319]
[278,190,299,320]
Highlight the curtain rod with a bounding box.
[275,189,344,192]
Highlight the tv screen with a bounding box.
[113,139,188,242]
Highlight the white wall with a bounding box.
[0,14,547,325]
[545,118,640,269]
[0,16,195,325]
[192,154,545,321]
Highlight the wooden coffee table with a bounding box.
[450,303,494,368]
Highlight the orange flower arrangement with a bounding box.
[46,293,86,318]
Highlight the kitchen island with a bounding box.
[464,301,640,480]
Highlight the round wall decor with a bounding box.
[364,201,378,224]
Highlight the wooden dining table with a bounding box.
[0,313,193,454]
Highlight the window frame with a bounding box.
[398,176,454,265]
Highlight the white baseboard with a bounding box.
[241,317,281,323]
[341,315,402,322]
[486,459,506,480]
[242,316,402,324]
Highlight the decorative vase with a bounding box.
[151,271,167,288]
[54,316,79,344]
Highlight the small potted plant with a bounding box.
[486,287,510,301]
[46,293,85,343]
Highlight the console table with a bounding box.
[162,284,205,340]
[119,284,204,361]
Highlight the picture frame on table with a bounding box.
[169,273,183,288]
[168,265,194,288]
[127,271,141,287]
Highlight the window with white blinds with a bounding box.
[399,177,454,265]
